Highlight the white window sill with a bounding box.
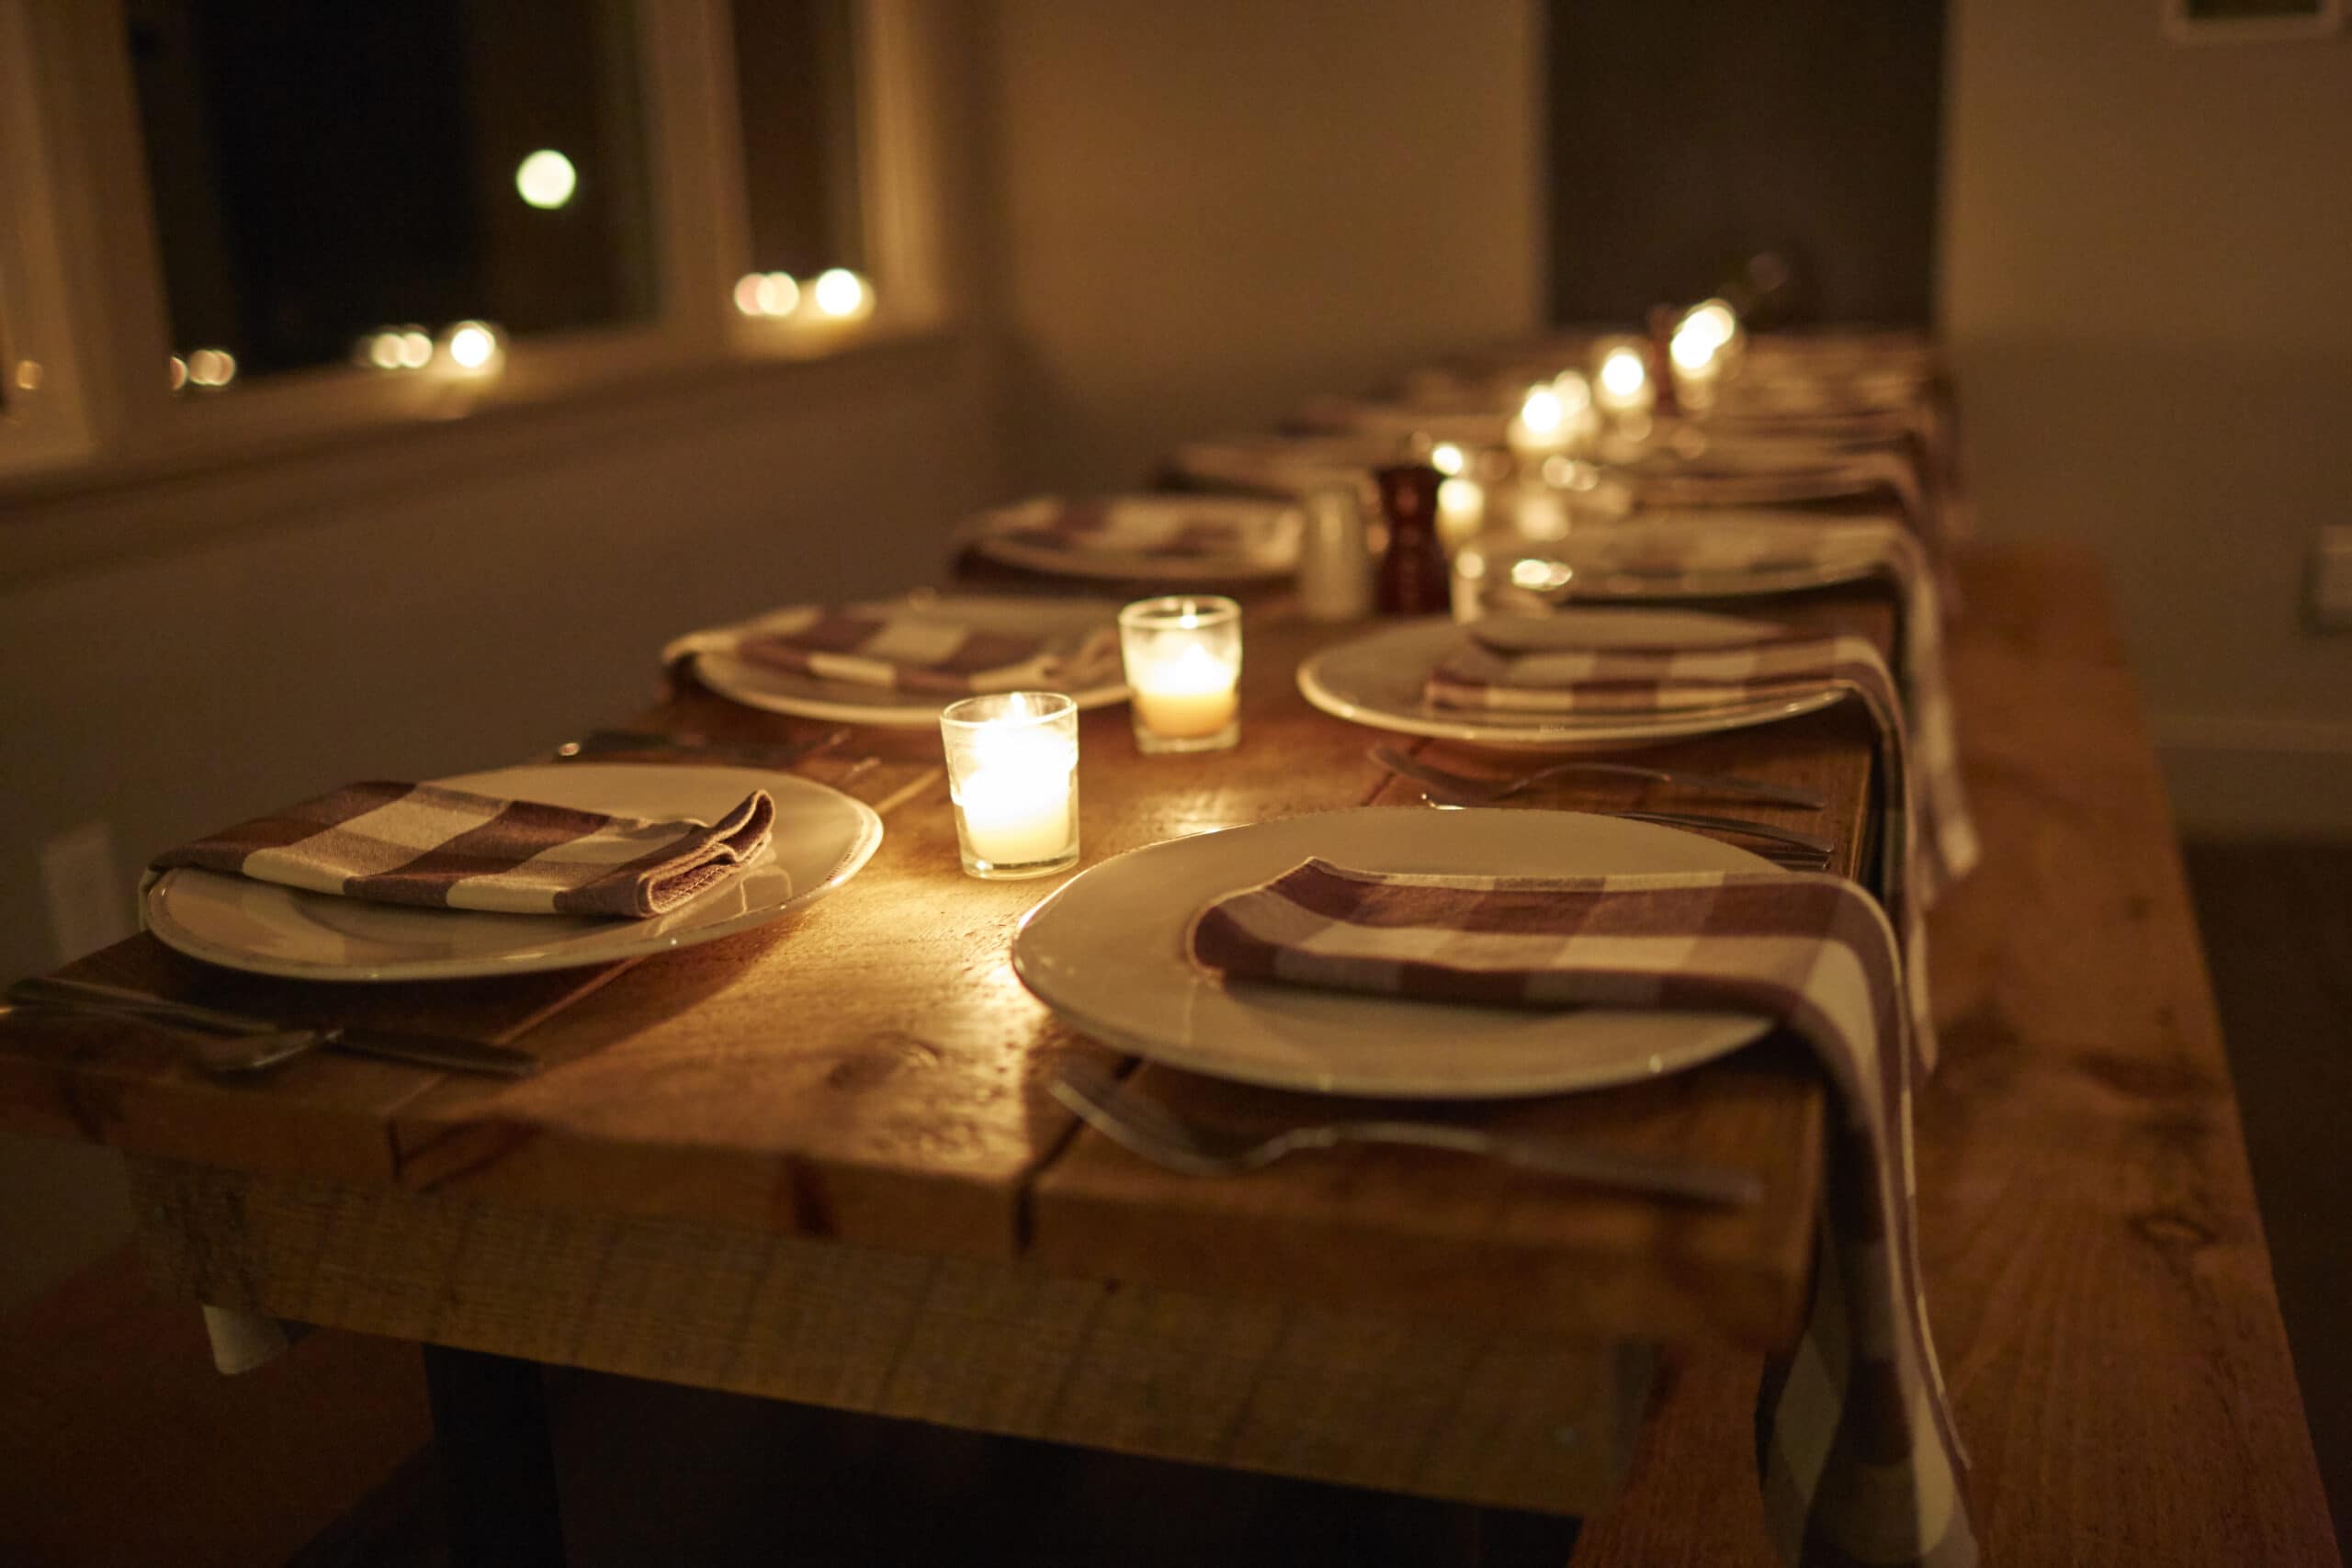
[0,320,965,590]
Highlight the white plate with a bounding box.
[1168,433,1408,497]
[1523,513,1896,600]
[963,495,1302,582]
[142,764,882,982]
[1014,808,1773,1098]
[672,594,1131,728]
[1296,613,1843,750]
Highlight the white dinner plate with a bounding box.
[1510,513,1898,601]
[1295,611,1843,750]
[671,594,1131,728]
[1168,432,1408,497]
[1014,808,1774,1098]
[962,494,1303,582]
[141,764,882,982]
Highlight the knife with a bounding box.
[6,976,540,1078]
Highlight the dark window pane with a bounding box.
[127,0,656,380]
[733,0,864,279]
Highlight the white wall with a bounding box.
[1943,0,2352,835]
[986,0,1545,492]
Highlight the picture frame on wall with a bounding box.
[2165,0,2344,42]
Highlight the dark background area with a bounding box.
[1545,0,1946,325]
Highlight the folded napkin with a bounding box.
[1188,859,1974,1568]
[1611,443,1951,554]
[1425,617,1968,1064]
[721,604,1120,695]
[1479,520,1980,892]
[975,497,1292,562]
[152,780,774,919]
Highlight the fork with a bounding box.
[1413,784,1835,863]
[1371,744,1824,810]
[1049,1059,1763,1208]
[553,726,849,768]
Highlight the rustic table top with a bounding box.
[2,541,2336,1561]
[0,575,1896,1351]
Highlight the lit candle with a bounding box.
[939,692,1080,878]
[1594,344,1653,414]
[1119,596,1242,753]
[1133,643,1240,739]
[1668,298,1741,392]
[1436,476,1486,546]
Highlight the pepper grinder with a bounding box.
[1373,463,1449,615]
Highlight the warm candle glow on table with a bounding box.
[1436,476,1486,545]
[1119,596,1242,753]
[1594,345,1652,412]
[939,692,1080,878]
[1508,372,1594,464]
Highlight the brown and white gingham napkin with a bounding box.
[1188,859,1974,1568]
[1478,518,1981,893]
[1606,441,1953,558]
[1424,618,1969,1065]
[151,780,774,919]
[967,497,1295,565]
[705,604,1120,695]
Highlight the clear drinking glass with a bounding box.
[938,692,1080,879]
[1117,596,1242,754]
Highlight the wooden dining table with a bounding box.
[0,541,2335,1567]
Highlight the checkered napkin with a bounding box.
[714,604,1120,695]
[1424,618,1969,1065]
[971,498,1291,562]
[1611,443,1951,556]
[1186,859,1975,1568]
[1479,520,1981,893]
[151,780,774,919]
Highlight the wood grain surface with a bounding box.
[0,592,1895,1337]
[131,1156,1647,1518]
[1567,547,2342,1566]
[0,545,2335,1560]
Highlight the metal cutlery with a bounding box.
[5,976,539,1077]
[1049,1059,1763,1208]
[553,727,849,769]
[1371,744,1825,810]
[1413,792,1831,866]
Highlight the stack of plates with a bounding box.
[1295,605,1841,751]
[958,494,1302,582]
[667,593,1131,728]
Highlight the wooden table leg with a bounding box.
[423,1345,567,1568]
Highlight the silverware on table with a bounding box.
[4,976,539,1077]
[1371,744,1826,810]
[1049,1059,1764,1209]
[553,727,850,769]
[1409,785,1836,865]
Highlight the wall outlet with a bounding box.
[2310,525,2352,633]
[39,821,132,964]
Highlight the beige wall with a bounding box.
[986,0,1544,492]
[1942,0,2352,834]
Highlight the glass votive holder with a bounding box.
[1117,595,1242,754]
[938,691,1080,880]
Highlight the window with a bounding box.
[0,0,944,481]
[127,0,659,386]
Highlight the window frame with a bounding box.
[0,0,949,488]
